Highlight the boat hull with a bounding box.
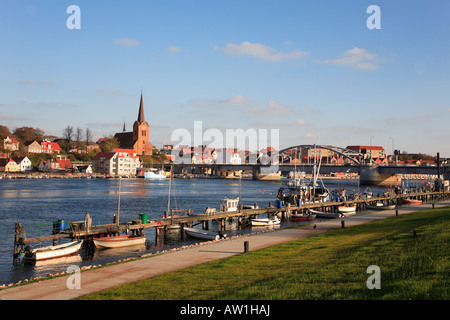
[250,218,281,226]
[291,214,316,221]
[93,235,146,248]
[401,199,422,205]
[24,240,83,261]
[184,227,225,240]
[367,204,396,210]
[338,205,356,214]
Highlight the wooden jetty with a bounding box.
[13,190,450,259]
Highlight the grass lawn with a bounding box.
[78,207,449,300]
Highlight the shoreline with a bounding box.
[1,199,448,300]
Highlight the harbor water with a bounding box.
[0,177,428,286]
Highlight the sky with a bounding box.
[0,0,449,156]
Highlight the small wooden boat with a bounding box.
[367,202,396,210]
[93,235,146,249]
[338,204,356,214]
[184,227,226,240]
[401,198,422,205]
[291,213,316,221]
[313,210,341,219]
[250,218,281,226]
[23,240,83,261]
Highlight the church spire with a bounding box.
[122,118,126,132]
[137,89,145,123]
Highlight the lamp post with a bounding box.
[388,137,394,163]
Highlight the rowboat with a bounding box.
[367,202,396,210]
[93,235,146,249]
[401,199,422,205]
[250,217,281,226]
[338,204,356,214]
[312,209,341,219]
[23,240,83,261]
[291,213,316,221]
[184,227,226,241]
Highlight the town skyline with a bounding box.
[0,1,449,157]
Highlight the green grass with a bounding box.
[79,207,449,300]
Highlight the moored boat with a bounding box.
[184,227,226,241]
[338,204,357,214]
[23,240,83,261]
[144,169,166,179]
[250,217,281,226]
[291,212,316,221]
[93,235,146,249]
[312,210,341,219]
[401,198,422,205]
[367,202,396,210]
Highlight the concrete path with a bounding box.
[1,201,447,300]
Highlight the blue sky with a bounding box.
[0,0,449,156]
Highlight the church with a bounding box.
[114,92,153,156]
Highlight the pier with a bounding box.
[13,190,450,260]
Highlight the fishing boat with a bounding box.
[23,240,83,261]
[338,204,357,214]
[93,235,146,249]
[367,202,396,210]
[144,168,166,179]
[277,147,330,206]
[291,212,316,221]
[220,197,239,211]
[401,198,422,205]
[250,217,281,226]
[184,227,226,241]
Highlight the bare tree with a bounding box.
[62,125,74,152]
[85,128,93,153]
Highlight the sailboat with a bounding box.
[93,178,146,249]
[277,145,330,206]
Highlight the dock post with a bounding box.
[395,209,398,216]
[341,220,345,228]
[13,221,23,260]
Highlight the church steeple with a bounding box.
[137,90,145,123]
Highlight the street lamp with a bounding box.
[388,137,394,161]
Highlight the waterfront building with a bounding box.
[2,136,19,152]
[92,148,140,176]
[11,156,32,172]
[114,93,153,156]
[38,155,72,172]
[0,158,19,172]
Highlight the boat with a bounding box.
[93,235,146,249]
[338,204,357,214]
[291,212,316,221]
[250,217,281,226]
[94,177,147,249]
[312,209,341,219]
[184,227,226,241]
[367,202,396,210]
[144,168,166,179]
[277,147,330,206]
[401,198,422,205]
[220,197,239,211]
[23,240,83,261]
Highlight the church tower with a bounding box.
[132,92,152,155]
[114,91,153,156]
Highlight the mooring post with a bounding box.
[13,221,23,260]
[341,220,345,228]
[396,209,398,216]
[244,241,249,253]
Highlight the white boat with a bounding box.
[250,217,281,226]
[184,227,226,241]
[367,202,396,210]
[338,204,357,214]
[23,240,83,261]
[144,169,166,179]
[93,235,146,249]
[220,197,239,211]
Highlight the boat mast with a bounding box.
[117,177,121,226]
[167,165,172,213]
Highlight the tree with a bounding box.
[0,125,12,139]
[75,127,83,148]
[13,126,44,143]
[99,135,120,152]
[62,125,74,152]
[85,128,93,152]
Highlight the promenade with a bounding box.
[0,201,448,300]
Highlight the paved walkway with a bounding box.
[1,201,448,300]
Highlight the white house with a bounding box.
[92,148,140,176]
[12,156,33,172]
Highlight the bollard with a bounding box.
[395,209,398,216]
[341,220,345,228]
[432,203,435,209]
[244,241,249,253]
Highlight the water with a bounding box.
[0,177,428,286]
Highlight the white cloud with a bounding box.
[114,38,140,47]
[167,46,181,53]
[215,41,307,62]
[322,47,379,70]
